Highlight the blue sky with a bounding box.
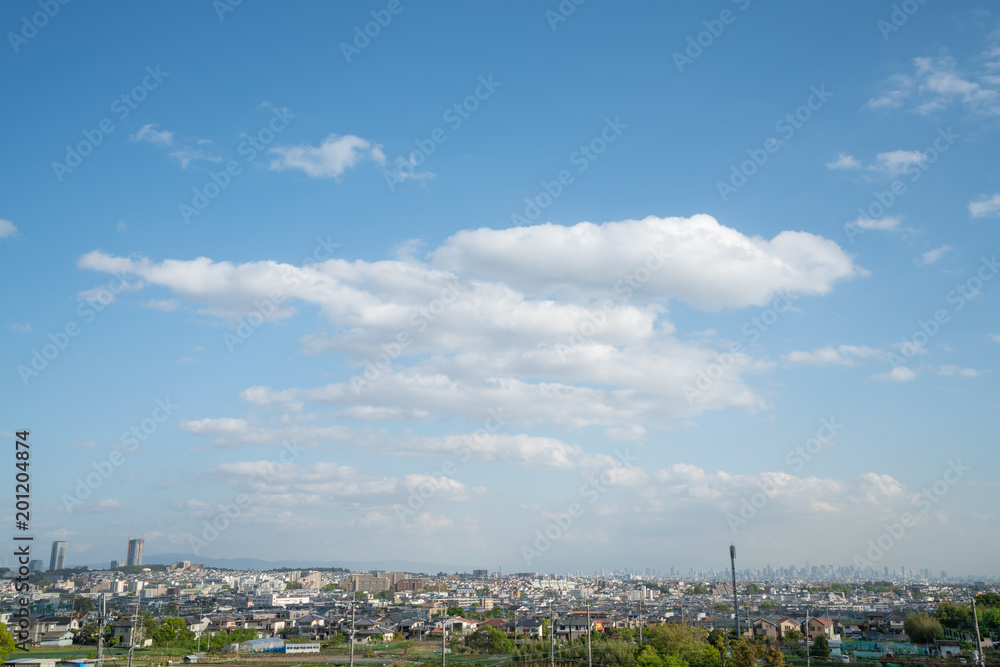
[2,1,999,575]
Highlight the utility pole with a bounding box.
[970,590,984,667]
[441,609,447,667]
[730,545,740,639]
[638,599,643,645]
[806,607,811,667]
[587,599,592,667]
[550,609,555,667]
[349,599,355,667]
[97,594,106,667]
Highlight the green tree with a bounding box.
[447,606,466,617]
[73,596,96,614]
[935,602,970,629]
[322,583,337,591]
[638,645,666,667]
[285,582,303,590]
[905,612,943,645]
[745,584,762,595]
[466,626,513,654]
[782,629,803,644]
[811,636,830,659]
[0,623,17,662]
[760,602,778,612]
[975,593,1000,608]
[730,639,763,667]
[714,604,731,613]
[763,646,784,667]
[645,624,719,667]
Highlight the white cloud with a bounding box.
[826,153,862,170]
[77,280,144,305]
[180,418,250,436]
[991,334,1000,345]
[8,322,31,333]
[874,150,926,177]
[866,53,1000,117]
[0,219,17,239]
[143,299,179,311]
[917,244,952,265]
[269,133,386,179]
[969,193,1000,218]
[431,215,864,310]
[336,406,431,421]
[130,123,174,146]
[846,215,903,232]
[783,345,881,366]
[78,214,863,426]
[937,365,984,377]
[863,74,914,111]
[868,366,917,383]
[170,146,223,169]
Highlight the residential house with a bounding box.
[555,615,594,641]
[803,617,836,641]
[752,617,780,643]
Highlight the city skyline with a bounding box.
[2,3,998,575]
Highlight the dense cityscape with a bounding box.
[1,539,998,667]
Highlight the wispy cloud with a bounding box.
[865,50,1000,117]
[269,133,386,180]
[783,344,881,367]
[827,150,927,177]
[868,366,916,383]
[8,322,31,334]
[969,193,1000,218]
[826,153,863,170]
[937,364,985,377]
[170,146,223,170]
[917,244,952,265]
[0,219,17,239]
[130,123,174,146]
[845,215,903,232]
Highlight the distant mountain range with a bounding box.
[86,553,485,574]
